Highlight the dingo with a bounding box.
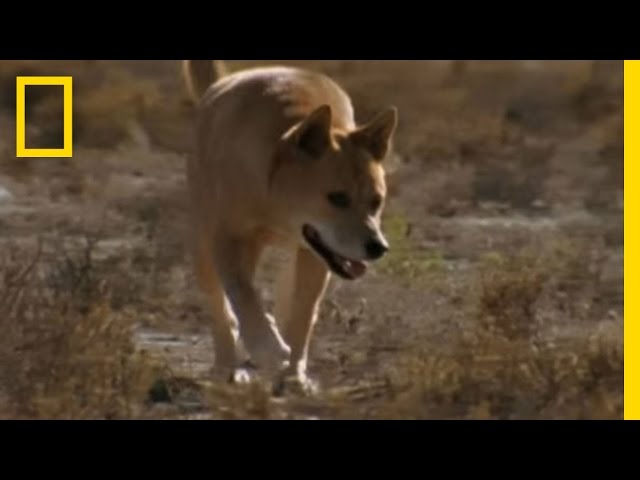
[182,60,398,393]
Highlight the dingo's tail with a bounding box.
[182,60,227,102]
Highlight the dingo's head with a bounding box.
[273,104,398,280]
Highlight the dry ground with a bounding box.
[0,60,623,419]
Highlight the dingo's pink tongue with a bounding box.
[302,224,368,280]
[342,259,367,279]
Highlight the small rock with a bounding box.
[147,378,172,404]
[531,198,548,210]
[0,184,13,203]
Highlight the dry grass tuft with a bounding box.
[0,238,161,419]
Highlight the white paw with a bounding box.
[228,366,255,385]
[241,316,291,371]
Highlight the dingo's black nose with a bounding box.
[365,239,388,260]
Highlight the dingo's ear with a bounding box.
[288,105,333,158]
[351,106,398,161]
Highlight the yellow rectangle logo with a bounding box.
[16,76,73,158]
[625,60,637,420]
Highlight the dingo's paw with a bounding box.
[272,368,320,397]
[227,363,256,385]
[242,316,291,370]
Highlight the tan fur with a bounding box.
[183,60,398,392]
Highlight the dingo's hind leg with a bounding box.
[194,233,252,382]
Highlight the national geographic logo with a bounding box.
[16,76,72,158]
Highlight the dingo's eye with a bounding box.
[327,192,351,209]
[371,194,383,212]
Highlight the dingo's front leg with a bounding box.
[213,235,291,371]
[274,247,330,395]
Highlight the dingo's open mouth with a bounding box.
[302,224,367,280]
